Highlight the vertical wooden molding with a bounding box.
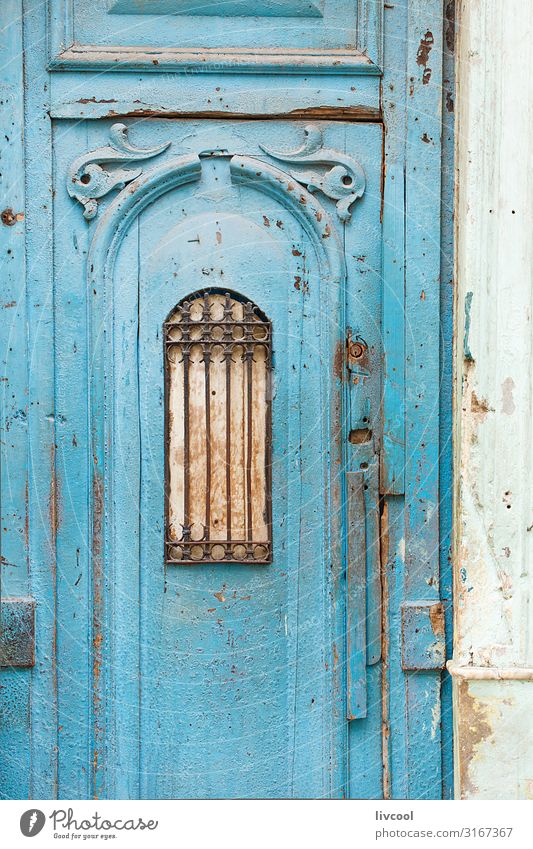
[381,0,446,801]
[0,0,31,797]
[24,0,60,799]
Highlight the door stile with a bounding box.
[108,217,143,800]
[342,120,385,799]
[380,0,409,802]
[23,0,60,800]
[381,0,448,800]
[52,121,94,800]
[403,0,445,801]
[439,0,456,800]
[0,0,31,798]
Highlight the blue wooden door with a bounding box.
[0,1,453,799]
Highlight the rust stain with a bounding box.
[24,477,29,548]
[470,391,492,418]
[445,1,456,54]
[92,469,105,799]
[429,602,445,637]
[49,443,60,543]
[93,632,103,679]
[348,428,373,445]
[416,31,434,68]
[92,470,104,559]
[416,30,434,84]
[457,679,493,798]
[102,106,382,123]
[333,339,344,381]
[1,208,24,226]
[77,97,117,105]
[380,500,391,799]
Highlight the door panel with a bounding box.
[49,0,383,73]
[50,119,382,798]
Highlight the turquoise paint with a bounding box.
[109,0,325,18]
[0,0,452,799]
[403,2,445,801]
[440,0,456,800]
[0,1,30,798]
[463,291,474,362]
[49,0,383,73]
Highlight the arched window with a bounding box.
[165,291,272,564]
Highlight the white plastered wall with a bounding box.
[452,0,533,799]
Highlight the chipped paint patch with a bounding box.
[456,679,494,798]
[431,697,441,739]
[501,377,515,415]
[398,536,405,561]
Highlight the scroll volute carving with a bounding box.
[260,124,366,223]
[67,123,171,220]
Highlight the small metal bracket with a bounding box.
[346,328,372,437]
[401,601,445,671]
[0,598,36,668]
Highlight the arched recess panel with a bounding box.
[97,135,349,799]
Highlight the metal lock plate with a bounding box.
[401,601,446,671]
[0,598,36,668]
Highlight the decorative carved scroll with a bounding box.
[67,123,171,219]
[260,124,365,223]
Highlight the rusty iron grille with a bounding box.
[165,292,272,564]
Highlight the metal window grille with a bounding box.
[165,291,272,564]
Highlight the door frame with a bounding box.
[0,0,454,799]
